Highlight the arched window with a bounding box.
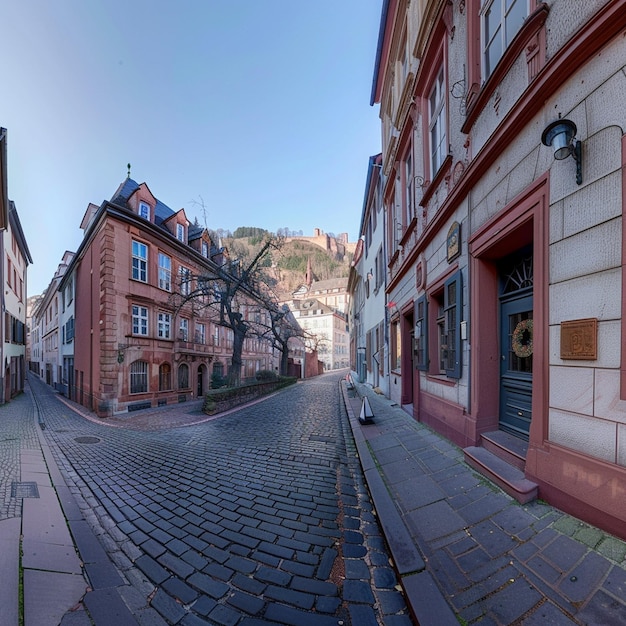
[159,363,171,391]
[130,360,148,394]
[178,363,190,389]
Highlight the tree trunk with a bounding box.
[229,326,245,386]
[280,344,290,376]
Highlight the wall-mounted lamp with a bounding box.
[541,119,582,185]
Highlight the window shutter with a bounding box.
[444,271,462,379]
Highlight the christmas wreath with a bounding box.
[512,318,533,358]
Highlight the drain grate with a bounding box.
[11,481,40,498]
[74,436,101,444]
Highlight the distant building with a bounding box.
[30,254,72,389]
[284,229,357,261]
[283,277,350,371]
[348,153,387,393]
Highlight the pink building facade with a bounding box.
[370,0,626,538]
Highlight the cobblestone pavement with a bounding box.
[29,373,412,625]
[0,392,40,520]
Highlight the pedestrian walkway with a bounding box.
[341,376,626,625]
[0,382,88,626]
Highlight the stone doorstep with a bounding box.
[480,430,528,471]
[464,446,538,504]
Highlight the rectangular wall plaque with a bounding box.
[560,318,597,360]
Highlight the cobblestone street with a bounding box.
[29,372,411,625]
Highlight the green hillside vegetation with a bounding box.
[213,228,352,293]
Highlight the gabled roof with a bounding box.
[0,128,9,231]
[8,201,32,264]
[370,0,393,106]
[111,178,174,226]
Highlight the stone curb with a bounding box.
[340,380,458,625]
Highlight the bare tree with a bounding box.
[171,234,283,387]
[249,298,307,377]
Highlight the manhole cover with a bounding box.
[74,436,101,444]
[11,481,39,498]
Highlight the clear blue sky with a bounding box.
[2,1,383,296]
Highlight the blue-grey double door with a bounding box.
[499,293,533,439]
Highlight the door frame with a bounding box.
[468,174,549,449]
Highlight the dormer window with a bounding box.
[201,241,209,258]
[139,201,150,220]
[177,223,185,243]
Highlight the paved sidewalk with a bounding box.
[341,376,626,625]
[0,383,88,626]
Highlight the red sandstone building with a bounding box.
[33,177,274,416]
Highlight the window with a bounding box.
[177,224,185,242]
[159,363,171,391]
[404,148,413,226]
[443,274,461,377]
[391,319,401,372]
[196,323,206,344]
[415,296,428,370]
[139,202,150,219]
[157,312,171,339]
[179,266,191,296]
[178,363,189,389]
[132,305,149,336]
[429,66,447,175]
[422,271,462,379]
[65,317,75,343]
[130,360,148,394]
[201,241,209,258]
[132,241,148,282]
[375,247,384,290]
[481,0,528,79]
[179,318,189,341]
[158,253,172,291]
[436,297,447,373]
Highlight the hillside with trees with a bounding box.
[211,227,353,294]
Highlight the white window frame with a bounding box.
[196,323,206,345]
[428,66,447,176]
[201,241,209,258]
[132,305,149,336]
[179,266,192,296]
[480,0,529,79]
[158,312,171,339]
[179,318,189,342]
[404,149,413,226]
[158,253,172,291]
[177,223,185,242]
[132,241,148,283]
